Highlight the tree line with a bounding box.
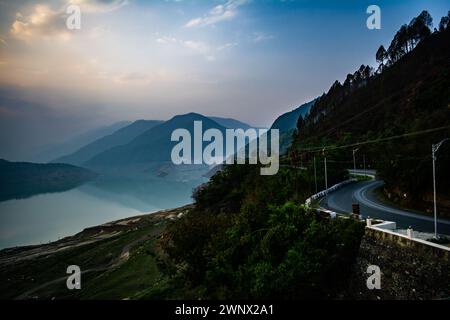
[376,10,450,71]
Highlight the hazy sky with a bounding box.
[0,0,448,160]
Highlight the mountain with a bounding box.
[85,113,228,176]
[294,26,450,215]
[53,120,163,166]
[208,117,255,130]
[32,121,131,163]
[270,99,316,133]
[268,99,316,153]
[0,159,96,202]
[156,13,450,301]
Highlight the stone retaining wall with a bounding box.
[346,227,450,299]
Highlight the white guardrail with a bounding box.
[304,180,450,252]
[367,220,450,252]
[305,179,356,207]
[305,179,450,251]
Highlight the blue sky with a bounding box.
[0,0,448,160]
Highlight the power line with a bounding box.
[306,93,400,140]
[298,125,450,153]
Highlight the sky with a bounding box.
[0,0,449,161]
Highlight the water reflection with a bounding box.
[0,176,204,249]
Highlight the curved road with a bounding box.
[322,180,450,235]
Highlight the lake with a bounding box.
[0,178,202,249]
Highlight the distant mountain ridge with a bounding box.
[47,114,256,179]
[32,121,131,163]
[208,117,257,130]
[270,99,317,153]
[271,99,316,133]
[53,120,163,166]
[85,113,228,170]
[0,159,96,202]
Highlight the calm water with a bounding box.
[0,178,201,249]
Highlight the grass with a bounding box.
[0,236,125,299]
[0,219,168,300]
[71,239,160,299]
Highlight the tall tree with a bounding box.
[343,73,354,88]
[387,27,406,64]
[296,115,305,132]
[363,65,373,79]
[409,10,433,46]
[376,45,387,71]
[439,11,450,31]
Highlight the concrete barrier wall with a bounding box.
[305,179,356,206]
[367,225,450,252]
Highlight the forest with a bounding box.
[152,11,450,299]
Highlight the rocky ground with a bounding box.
[0,205,193,300]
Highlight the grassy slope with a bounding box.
[0,207,191,300]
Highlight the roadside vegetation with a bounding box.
[1,10,448,301]
[160,165,365,299]
[156,11,450,299]
[293,11,450,217]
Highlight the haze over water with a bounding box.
[0,179,197,249]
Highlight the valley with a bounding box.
[0,4,449,302]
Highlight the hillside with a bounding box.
[271,99,316,133]
[270,99,316,153]
[32,121,131,163]
[152,11,450,300]
[85,113,229,173]
[1,9,449,302]
[54,120,163,166]
[293,26,450,214]
[0,159,96,202]
[208,117,255,130]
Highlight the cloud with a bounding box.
[10,4,70,40]
[9,1,128,41]
[252,32,275,43]
[182,40,210,55]
[156,36,213,60]
[0,37,8,47]
[184,0,249,28]
[114,72,149,84]
[156,36,178,45]
[217,42,238,51]
[69,0,129,13]
[88,25,110,38]
[156,35,238,62]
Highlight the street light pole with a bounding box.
[363,154,366,177]
[432,138,449,239]
[323,148,328,190]
[314,156,318,193]
[353,148,359,173]
[432,151,437,239]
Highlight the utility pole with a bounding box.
[432,138,449,239]
[314,156,318,193]
[353,148,359,173]
[323,148,328,190]
[363,154,366,177]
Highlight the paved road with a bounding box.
[348,169,377,177]
[322,180,450,235]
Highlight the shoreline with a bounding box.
[0,204,194,299]
[0,204,193,264]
